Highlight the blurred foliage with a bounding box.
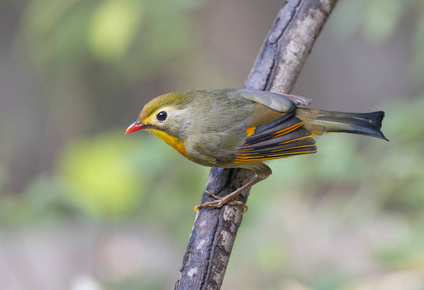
[88,0,142,62]
[332,0,411,42]
[415,14,424,82]
[19,0,200,78]
[58,132,142,218]
[331,0,424,81]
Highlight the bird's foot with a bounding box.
[193,177,264,214]
[194,190,248,213]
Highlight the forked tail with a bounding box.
[298,108,388,141]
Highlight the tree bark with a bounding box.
[175,0,338,289]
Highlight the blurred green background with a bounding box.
[1,0,424,289]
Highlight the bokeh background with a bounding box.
[1,0,424,289]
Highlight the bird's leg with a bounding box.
[202,190,249,213]
[194,177,264,213]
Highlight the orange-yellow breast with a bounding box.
[147,128,187,157]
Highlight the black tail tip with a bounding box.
[377,132,389,142]
[373,111,388,141]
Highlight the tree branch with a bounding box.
[175,0,338,289]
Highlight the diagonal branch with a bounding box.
[175,0,338,289]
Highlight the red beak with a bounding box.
[125,120,144,134]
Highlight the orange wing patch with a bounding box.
[235,113,316,163]
[246,126,256,137]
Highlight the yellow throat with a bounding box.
[147,128,187,157]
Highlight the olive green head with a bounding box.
[135,91,195,141]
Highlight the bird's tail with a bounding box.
[297,108,388,141]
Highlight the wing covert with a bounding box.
[235,89,312,113]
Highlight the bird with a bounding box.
[126,89,387,211]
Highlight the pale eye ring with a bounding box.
[156,111,167,122]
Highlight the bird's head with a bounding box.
[125,92,193,154]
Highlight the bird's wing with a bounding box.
[235,89,311,113]
[235,113,317,163]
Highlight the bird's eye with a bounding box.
[156,111,168,122]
